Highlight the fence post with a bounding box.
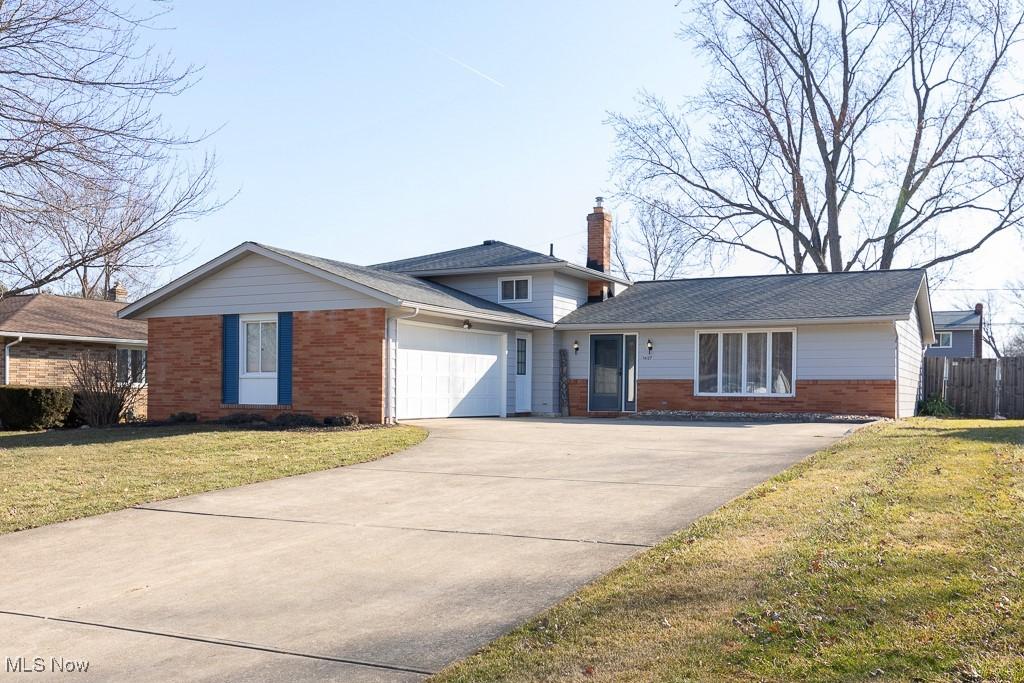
[994,358,1003,419]
[942,357,949,402]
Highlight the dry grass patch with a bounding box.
[432,419,1024,683]
[0,423,427,534]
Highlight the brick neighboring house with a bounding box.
[0,291,148,414]
[925,306,984,358]
[121,200,935,422]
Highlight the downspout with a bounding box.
[386,307,419,424]
[3,336,23,386]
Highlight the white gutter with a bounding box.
[0,330,146,345]
[555,315,907,330]
[400,302,555,329]
[3,336,23,385]
[385,307,420,424]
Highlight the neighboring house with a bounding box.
[0,291,148,412]
[925,306,983,358]
[121,200,935,422]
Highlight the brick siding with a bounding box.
[147,308,386,424]
[568,378,896,418]
[0,337,147,417]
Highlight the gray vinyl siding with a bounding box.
[563,323,898,381]
[431,270,591,323]
[895,307,925,418]
[552,274,588,322]
[141,254,382,318]
[531,329,558,415]
[924,329,976,358]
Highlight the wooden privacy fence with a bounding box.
[924,356,1024,418]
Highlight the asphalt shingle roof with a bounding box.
[256,244,549,326]
[558,270,927,325]
[933,310,981,329]
[0,293,146,340]
[373,240,565,272]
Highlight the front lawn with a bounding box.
[433,419,1024,682]
[0,423,427,535]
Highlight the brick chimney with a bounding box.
[586,197,612,302]
[974,302,984,358]
[106,282,128,303]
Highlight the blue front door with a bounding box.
[589,334,623,411]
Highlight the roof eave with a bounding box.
[555,315,906,330]
[0,330,146,345]
[399,302,554,329]
[386,262,631,285]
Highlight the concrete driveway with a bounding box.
[0,418,853,681]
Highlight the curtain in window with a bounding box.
[698,333,718,393]
[721,333,743,393]
[745,333,768,393]
[261,322,278,371]
[772,332,793,393]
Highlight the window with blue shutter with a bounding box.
[222,314,239,404]
[277,312,293,405]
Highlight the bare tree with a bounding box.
[611,204,697,280]
[67,349,147,426]
[612,0,1024,273]
[0,0,219,298]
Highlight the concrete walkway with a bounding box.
[0,418,853,681]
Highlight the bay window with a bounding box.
[695,330,795,396]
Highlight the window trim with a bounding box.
[692,328,797,398]
[498,275,532,303]
[933,331,953,348]
[115,345,147,387]
[239,315,279,378]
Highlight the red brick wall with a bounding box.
[568,378,896,418]
[147,309,386,424]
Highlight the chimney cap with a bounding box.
[975,302,984,315]
[595,196,604,208]
[482,240,496,245]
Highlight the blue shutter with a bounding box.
[277,312,293,405]
[222,314,239,405]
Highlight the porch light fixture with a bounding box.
[573,340,580,354]
[646,338,654,352]
[462,320,472,330]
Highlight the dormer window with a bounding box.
[499,276,531,302]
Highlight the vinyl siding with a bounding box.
[431,271,590,323]
[896,307,925,418]
[563,323,898,381]
[531,328,558,415]
[924,329,976,358]
[552,274,588,322]
[142,254,382,318]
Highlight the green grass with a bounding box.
[432,419,1024,683]
[0,423,427,535]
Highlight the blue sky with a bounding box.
[154,1,1020,316]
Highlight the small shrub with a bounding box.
[67,350,146,427]
[168,411,198,423]
[0,386,74,430]
[918,394,955,417]
[324,414,359,427]
[220,412,269,425]
[272,412,320,428]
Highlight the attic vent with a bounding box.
[482,240,496,245]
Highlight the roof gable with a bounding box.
[373,241,563,272]
[558,269,928,326]
[121,242,552,328]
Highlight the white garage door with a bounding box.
[396,321,504,419]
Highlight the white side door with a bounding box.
[514,332,532,413]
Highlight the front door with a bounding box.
[515,332,532,412]
[589,334,623,411]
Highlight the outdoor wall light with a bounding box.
[573,340,580,354]
[462,320,472,330]
[647,338,654,352]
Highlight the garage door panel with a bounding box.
[397,322,503,419]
